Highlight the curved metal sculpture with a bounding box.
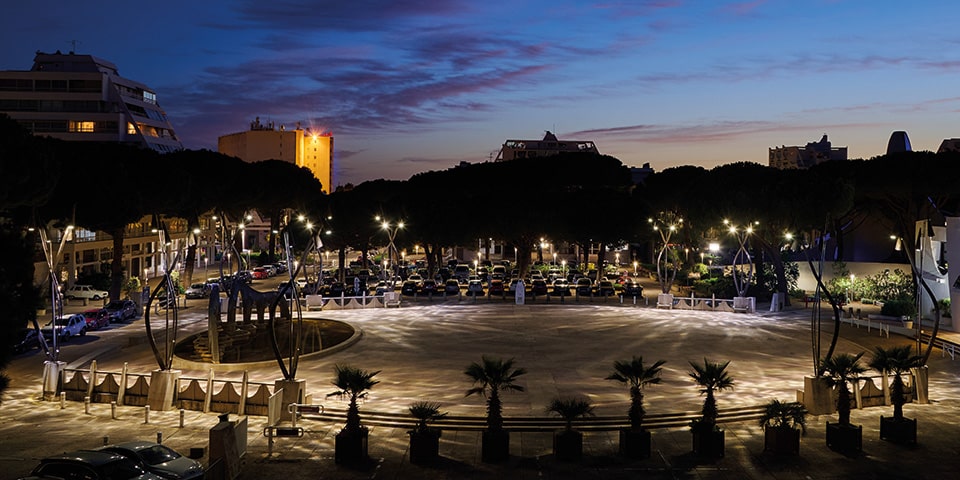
[34,226,70,362]
[268,231,319,380]
[143,219,181,370]
[650,213,683,294]
[726,221,754,298]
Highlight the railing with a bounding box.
[842,315,891,338]
[919,332,959,361]
[298,405,767,432]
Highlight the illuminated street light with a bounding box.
[725,220,756,297]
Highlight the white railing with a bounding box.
[842,315,891,338]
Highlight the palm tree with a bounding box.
[464,356,527,431]
[606,356,665,430]
[868,345,922,421]
[408,401,446,434]
[546,396,595,432]
[820,352,866,426]
[688,358,735,431]
[327,364,380,433]
[759,399,808,433]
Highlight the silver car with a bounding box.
[100,441,204,479]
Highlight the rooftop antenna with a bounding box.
[67,40,81,54]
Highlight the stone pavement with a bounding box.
[2,300,959,479]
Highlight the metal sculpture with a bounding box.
[725,220,755,298]
[269,230,322,381]
[143,217,182,370]
[34,226,71,362]
[649,213,683,294]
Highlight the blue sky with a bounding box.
[3,1,959,186]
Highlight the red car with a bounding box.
[251,267,269,279]
[82,308,110,330]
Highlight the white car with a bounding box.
[42,314,87,340]
[63,284,108,300]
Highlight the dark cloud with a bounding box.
[234,0,473,32]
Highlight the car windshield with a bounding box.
[190,283,205,289]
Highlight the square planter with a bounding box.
[763,426,801,455]
[408,429,442,464]
[880,416,917,445]
[335,428,369,465]
[481,429,510,463]
[825,422,862,453]
[553,430,583,461]
[619,428,651,459]
[691,429,724,459]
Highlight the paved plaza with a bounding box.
[2,300,959,479]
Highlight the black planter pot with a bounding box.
[335,428,369,465]
[880,416,917,445]
[553,430,583,461]
[691,429,724,459]
[409,428,442,464]
[825,422,862,453]
[482,429,510,463]
[763,426,801,455]
[619,428,652,459]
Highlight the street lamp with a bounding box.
[649,213,683,294]
[633,261,638,275]
[724,219,755,298]
[561,259,567,278]
[379,218,404,279]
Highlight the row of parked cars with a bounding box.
[14,299,138,353]
[21,440,203,479]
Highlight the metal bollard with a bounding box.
[60,392,66,409]
[84,396,90,414]
[111,401,117,419]
[156,432,162,444]
[102,436,109,446]
[144,405,150,424]
[179,408,185,428]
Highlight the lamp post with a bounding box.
[649,213,683,294]
[561,260,567,278]
[379,218,404,280]
[633,261,638,275]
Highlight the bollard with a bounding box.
[60,392,66,409]
[144,405,150,424]
[84,396,90,414]
[179,408,185,428]
[102,436,109,446]
[111,401,117,419]
[267,430,274,456]
[156,431,162,444]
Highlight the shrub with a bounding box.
[761,261,799,294]
[881,299,916,317]
[937,298,951,318]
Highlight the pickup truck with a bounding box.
[63,284,108,300]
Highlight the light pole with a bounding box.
[378,218,404,280]
[649,213,683,294]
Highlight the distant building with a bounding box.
[629,163,655,185]
[937,138,960,153]
[218,117,333,193]
[496,131,599,161]
[768,134,847,169]
[886,131,912,154]
[0,50,182,152]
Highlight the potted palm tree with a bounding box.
[868,345,922,444]
[464,355,527,463]
[327,364,380,465]
[408,401,446,464]
[821,352,866,453]
[545,396,595,461]
[759,399,807,455]
[688,358,735,459]
[606,356,665,459]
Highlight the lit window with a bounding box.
[143,91,157,104]
[127,122,137,134]
[68,121,95,133]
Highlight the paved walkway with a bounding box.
[2,300,959,479]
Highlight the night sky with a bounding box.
[2,1,958,187]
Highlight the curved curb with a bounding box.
[171,322,363,373]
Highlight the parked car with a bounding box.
[400,280,420,296]
[184,282,210,299]
[251,267,269,280]
[421,279,439,296]
[41,314,87,341]
[82,308,110,330]
[63,284,108,300]
[597,279,616,296]
[444,279,462,296]
[575,277,593,297]
[262,264,277,277]
[104,299,137,322]
[466,278,485,296]
[488,279,505,296]
[551,279,571,296]
[27,450,162,480]
[99,441,204,480]
[13,328,40,353]
[622,280,643,297]
[531,279,549,295]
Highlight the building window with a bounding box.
[143,91,157,104]
[68,121,95,133]
[127,122,137,134]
